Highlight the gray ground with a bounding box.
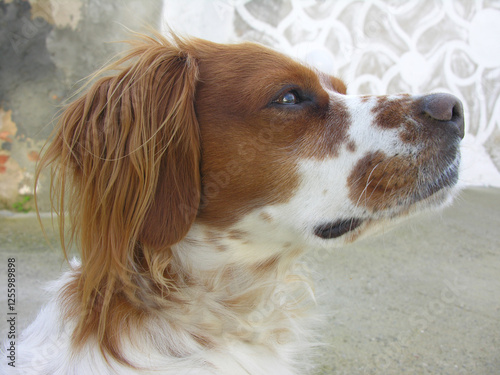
[0,187,499,374]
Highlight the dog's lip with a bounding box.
[314,218,364,239]
[412,154,460,203]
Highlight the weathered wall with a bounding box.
[0,0,162,211]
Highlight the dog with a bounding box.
[2,32,464,374]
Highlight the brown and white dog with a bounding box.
[3,33,464,374]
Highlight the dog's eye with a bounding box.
[275,91,301,105]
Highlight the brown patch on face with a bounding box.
[400,122,420,143]
[373,96,413,130]
[371,95,426,145]
[347,151,419,211]
[346,140,357,153]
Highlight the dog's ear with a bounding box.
[35,35,201,359]
[39,36,201,263]
[136,50,201,249]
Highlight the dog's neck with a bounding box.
[158,222,313,348]
[64,221,315,365]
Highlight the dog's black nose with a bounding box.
[421,93,465,139]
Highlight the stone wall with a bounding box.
[0,0,162,211]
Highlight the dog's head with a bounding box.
[40,33,464,260]
[38,33,463,351]
[188,37,464,252]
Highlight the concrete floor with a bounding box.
[0,187,499,374]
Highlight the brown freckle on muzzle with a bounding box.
[347,151,419,211]
[346,140,357,153]
[401,122,419,143]
[372,96,413,130]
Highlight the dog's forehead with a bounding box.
[197,42,346,96]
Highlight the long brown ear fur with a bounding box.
[35,33,200,361]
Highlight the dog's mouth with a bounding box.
[314,154,461,241]
[314,218,364,239]
[411,154,460,203]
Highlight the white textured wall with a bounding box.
[162,0,500,187]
